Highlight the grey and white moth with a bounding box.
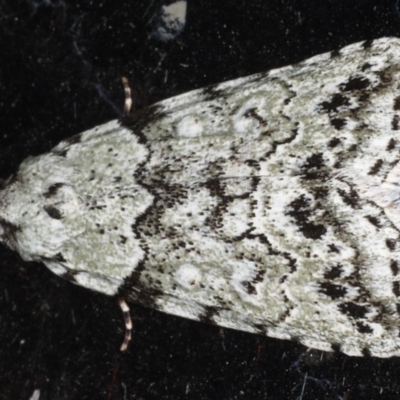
[2,37,400,357]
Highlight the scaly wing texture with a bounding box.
[2,37,400,356]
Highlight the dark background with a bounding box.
[1,0,400,399]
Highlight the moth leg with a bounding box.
[121,77,132,115]
[118,298,133,352]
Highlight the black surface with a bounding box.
[2,1,400,399]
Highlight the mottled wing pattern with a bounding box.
[2,37,400,356]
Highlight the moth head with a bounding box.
[0,153,80,261]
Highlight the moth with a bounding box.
[2,37,400,357]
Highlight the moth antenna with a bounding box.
[118,298,133,352]
[121,77,132,115]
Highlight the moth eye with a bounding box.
[44,182,64,198]
[44,205,63,220]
